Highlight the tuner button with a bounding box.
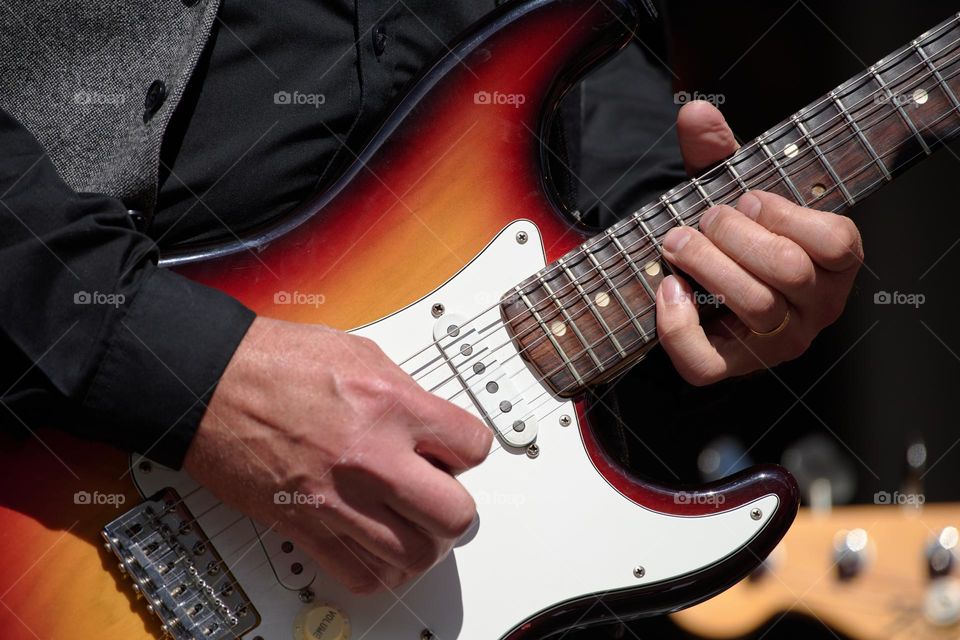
[293,604,351,640]
[833,528,870,580]
[928,526,959,578]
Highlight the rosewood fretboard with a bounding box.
[502,13,960,398]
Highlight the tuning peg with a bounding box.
[928,526,959,578]
[833,528,870,580]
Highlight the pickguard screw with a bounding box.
[633,566,645,578]
[751,508,763,521]
[431,303,444,318]
[138,460,153,473]
[526,443,540,459]
[559,414,571,427]
[298,588,314,603]
[516,231,528,244]
[420,630,435,640]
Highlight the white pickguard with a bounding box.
[133,220,779,640]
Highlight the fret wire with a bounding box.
[606,229,657,332]
[660,194,686,225]
[585,245,650,342]
[691,178,715,209]
[724,159,750,192]
[635,216,663,254]
[869,64,932,155]
[557,257,626,357]
[516,286,583,384]
[538,274,604,371]
[829,89,892,182]
[914,38,960,116]
[759,136,806,204]
[791,113,855,205]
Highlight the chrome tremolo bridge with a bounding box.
[102,488,259,639]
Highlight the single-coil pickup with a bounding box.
[433,314,538,448]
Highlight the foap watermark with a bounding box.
[73,90,125,106]
[679,291,725,308]
[674,91,726,107]
[274,90,326,108]
[74,490,126,509]
[874,88,928,110]
[874,290,925,308]
[874,490,925,506]
[674,491,726,506]
[274,290,326,307]
[474,90,526,108]
[274,490,326,508]
[74,290,125,308]
[474,490,526,508]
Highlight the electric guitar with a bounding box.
[672,503,960,639]
[2,1,960,638]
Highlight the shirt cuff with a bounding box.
[82,266,255,469]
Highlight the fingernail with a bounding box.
[663,227,691,253]
[737,192,761,220]
[699,206,721,232]
[660,275,684,305]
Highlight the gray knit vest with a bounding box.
[0,0,221,214]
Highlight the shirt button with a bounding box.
[372,24,387,57]
[143,80,167,122]
[126,209,147,231]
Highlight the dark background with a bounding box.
[571,1,960,638]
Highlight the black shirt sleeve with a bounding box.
[0,108,255,469]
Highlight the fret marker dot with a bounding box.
[595,291,610,307]
[783,143,800,159]
[811,183,826,198]
[644,261,661,277]
[913,88,929,105]
[550,321,566,337]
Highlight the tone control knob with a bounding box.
[293,604,351,640]
[928,526,959,578]
[833,528,870,580]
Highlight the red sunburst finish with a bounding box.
[0,1,797,638]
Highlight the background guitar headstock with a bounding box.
[672,504,960,640]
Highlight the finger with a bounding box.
[656,274,732,386]
[677,100,739,174]
[385,453,478,539]
[413,399,493,475]
[298,529,401,595]
[661,225,789,333]
[334,497,446,575]
[738,191,863,273]
[699,203,817,304]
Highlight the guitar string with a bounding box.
[105,28,960,605]
[392,18,960,378]
[415,43,960,417]
[400,31,960,397]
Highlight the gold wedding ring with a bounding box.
[750,308,791,338]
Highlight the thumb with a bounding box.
[677,100,739,175]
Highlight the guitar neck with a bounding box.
[503,12,960,398]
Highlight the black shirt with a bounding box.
[0,0,681,468]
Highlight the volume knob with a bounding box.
[293,604,351,640]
